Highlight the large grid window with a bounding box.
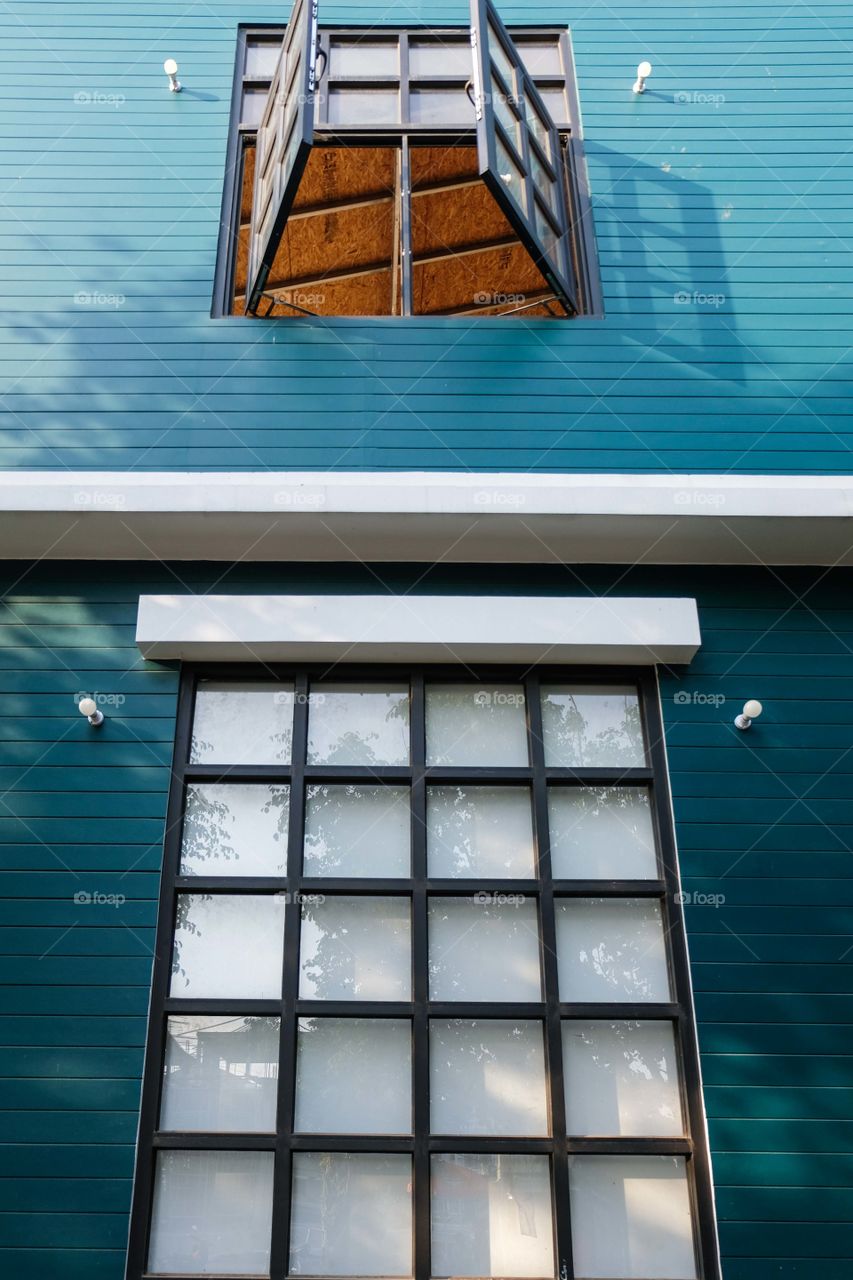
[213,16,601,319]
[128,667,718,1280]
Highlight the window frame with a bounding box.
[126,663,719,1280]
[211,23,602,319]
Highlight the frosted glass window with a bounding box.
[307,684,409,765]
[328,41,399,76]
[180,783,289,877]
[295,1017,411,1133]
[409,40,471,76]
[160,1016,279,1133]
[427,786,535,878]
[569,1155,698,1279]
[562,1021,683,1136]
[430,1020,548,1135]
[540,685,645,767]
[170,895,285,999]
[431,1154,554,1277]
[290,1152,412,1276]
[555,899,671,1003]
[148,1150,274,1275]
[548,787,657,880]
[426,684,528,766]
[429,897,541,1001]
[299,896,411,1000]
[327,88,400,124]
[303,784,410,877]
[190,682,294,764]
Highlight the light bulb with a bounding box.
[78,697,97,717]
[637,60,652,79]
[743,699,763,721]
[163,58,178,76]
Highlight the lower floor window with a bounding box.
[129,667,718,1279]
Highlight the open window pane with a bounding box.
[562,1020,683,1136]
[171,894,285,999]
[568,1155,698,1278]
[425,683,528,766]
[429,896,541,1001]
[540,684,646,767]
[299,895,412,1000]
[304,784,410,877]
[160,1015,280,1133]
[430,1019,548,1135]
[190,682,294,764]
[555,898,671,1002]
[295,1016,412,1133]
[148,1150,274,1275]
[307,683,410,765]
[181,783,289,876]
[547,786,657,880]
[290,1152,413,1275]
[431,1153,554,1277]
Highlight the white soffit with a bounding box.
[136,594,701,664]
[3,471,853,565]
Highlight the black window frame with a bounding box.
[127,663,719,1280]
[212,23,603,319]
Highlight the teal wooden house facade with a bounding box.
[1,2,852,1280]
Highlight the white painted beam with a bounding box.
[136,593,701,664]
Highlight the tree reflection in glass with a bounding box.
[540,685,645,767]
[299,896,412,1000]
[303,784,410,877]
[555,899,671,1002]
[548,786,657,880]
[306,685,410,766]
[181,783,289,876]
[427,786,535,878]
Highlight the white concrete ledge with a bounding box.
[136,593,701,664]
[3,471,853,565]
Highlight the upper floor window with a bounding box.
[213,2,601,319]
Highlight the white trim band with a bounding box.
[135,593,701,664]
[4,471,853,564]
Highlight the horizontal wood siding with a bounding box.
[1,1,852,470]
[0,561,851,1277]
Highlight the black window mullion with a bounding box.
[269,672,309,1280]
[410,672,431,1280]
[526,671,574,1280]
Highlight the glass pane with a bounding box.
[410,88,472,124]
[327,88,400,124]
[430,1019,548,1135]
[245,40,281,78]
[548,786,657,880]
[555,899,671,1003]
[492,73,521,151]
[425,684,527,767]
[295,1017,411,1133]
[148,1150,274,1275]
[299,896,411,1000]
[304,784,410,877]
[307,683,410,765]
[488,23,516,95]
[427,785,535,878]
[517,41,564,76]
[569,1155,698,1279]
[536,86,569,126]
[290,1152,412,1276]
[409,40,471,76]
[171,895,285,999]
[161,1015,279,1133]
[431,1153,554,1278]
[562,1020,683,1137]
[429,896,541,1001]
[181,783,289,877]
[525,96,551,160]
[540,685,645,767]
[241,87,268,127]
[530,150,556,212]
[495,135,527,214]
[190,682,294,764]
[534,199,560,267]
[329,40,399,77]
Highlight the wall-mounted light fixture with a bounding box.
[633,60,652,93]
[79,697,104,727]
[734,699,763,731]
[163,58,182,93]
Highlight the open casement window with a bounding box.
[232,7,599,318]
[245,0,318,311]
[470,0,578,314]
